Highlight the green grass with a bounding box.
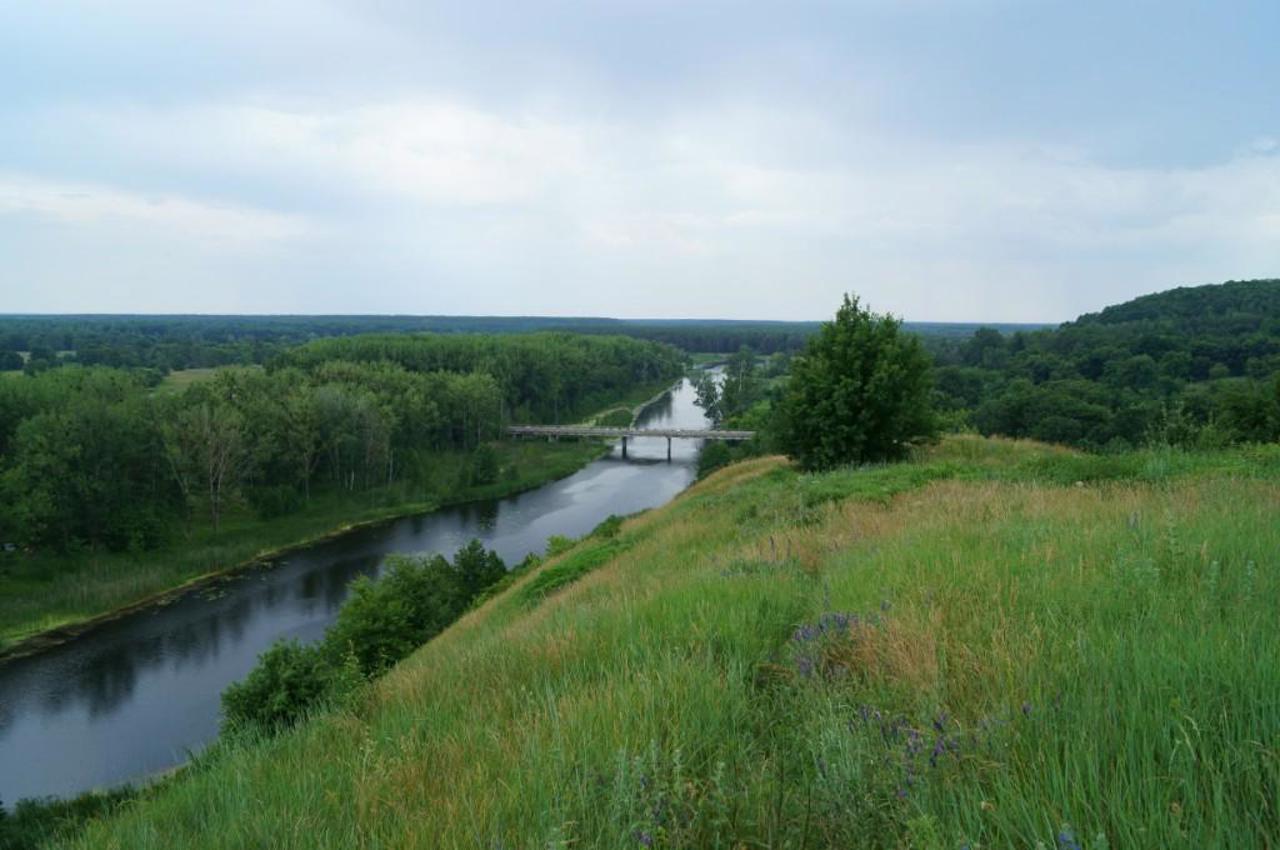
[592,408,635,427]
[155,367,222,393]
[0,441,606,654]
[59,436,1280,848]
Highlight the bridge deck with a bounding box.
[506,425,755,441]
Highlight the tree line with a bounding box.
[0,315,812,373]
[930,279,1280,449]
[0,333,684,553]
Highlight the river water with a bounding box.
[0,377,710,807]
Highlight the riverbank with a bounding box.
[0,440,608,659]
[64,436,1280,848]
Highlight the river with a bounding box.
[0,376,711,807]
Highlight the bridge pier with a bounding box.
[621,436,628,459]
[667,436,672,462]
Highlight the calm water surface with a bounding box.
[0,378,710,806]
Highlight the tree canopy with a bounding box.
[778,295,937,470]
[929,279,1280,448]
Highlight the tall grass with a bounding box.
[64,437,1280,848]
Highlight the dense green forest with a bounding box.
[0,315,813,370]
[0,314,1047,373]
[0,333,683,554]
[930,279,1280,448]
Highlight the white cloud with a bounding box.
[3,94,1278,319]
[0,173,310,243]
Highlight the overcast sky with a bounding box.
[2,1,1278,321]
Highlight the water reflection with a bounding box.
[0,377,709,806]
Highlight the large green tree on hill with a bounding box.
[778,294,937,470]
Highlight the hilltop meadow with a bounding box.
[50,435,1280,849]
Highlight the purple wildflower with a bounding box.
[636,830,654,847]
[1057,828,1081,850]
[795,655,815,678]
[1021,701,1033,717]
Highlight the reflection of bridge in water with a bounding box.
[505,425,755,460]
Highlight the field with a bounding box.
[155,367,224,393]
[60,436,1280,848]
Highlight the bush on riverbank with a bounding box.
[222,541,508,734]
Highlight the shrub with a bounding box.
[469,444,500,486]
[326,556,466,676]
[246,484,304,520]
[697,441,733,478]
[222,541,507,733]
[545,535,575,557]
[221,640,330,731]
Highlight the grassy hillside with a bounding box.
[64,437,1280,849]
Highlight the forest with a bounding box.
[0,313,1048,374]
[0,333,684,554]
[0,315,818,371]
[930,279,1280,448]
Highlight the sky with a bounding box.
[1,1,1278,322]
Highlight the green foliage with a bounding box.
[0,787,137,850]
[222,541,508,734]
[467,444,500,486]
[0,331,682,555]
[932,279,1280,448]
[544,535,576,557]
[696,440,734,478]
[778,294,938,470]
[0,439,601,652]
[221,640,331,731]
[693,346,765,427]
[589,514,625,540]
[594,408,634,427]
[325,557,467,677]
[280,332,685,424]
[517,541,620,605]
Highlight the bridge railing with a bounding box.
[505,425,755,441]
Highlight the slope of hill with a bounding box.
[1074,278,1280,330]
[933,279,1280,448]
[62,436,1280,849]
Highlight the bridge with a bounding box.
[506,425,755,460]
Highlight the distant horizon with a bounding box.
[0,311,1054,327]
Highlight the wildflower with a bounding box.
[795,655,815,678]
[929,739,944,768]
[1021,701,1033,717]
[635,830,654,847]
[1057,827,1082,850]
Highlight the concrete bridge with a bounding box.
[506,425,755,460]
